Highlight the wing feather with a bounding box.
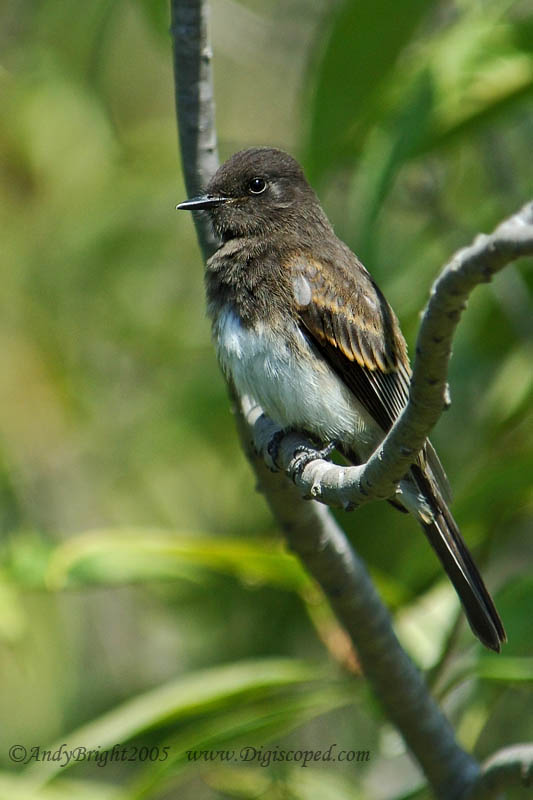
[289,252,452,500]
[291,253,409,432]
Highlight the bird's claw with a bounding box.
[291,440,336,474]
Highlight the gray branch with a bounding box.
[250,203,533,509]
[170,2,531,798]
[171,0,219,260]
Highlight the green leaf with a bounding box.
[476,657,533,683]
[0,571,27,642]
[479,345,533,426]
[134,0,169,42]
[206,765,365,800]
[0,775,124,800]
[23,658,326,787]
[131,687,353,798]
[45,529,309,592]
[304,0,431,184]
[304,0,533,193]
[405,2,533,156]
[356,69,435,258]
[483,576,533,658]
[394,583,458,670]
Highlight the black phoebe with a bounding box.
[178,147,506,652]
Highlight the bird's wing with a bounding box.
[290,252,412,434]
[290,251,452,502]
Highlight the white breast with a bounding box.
[214,309,380,453]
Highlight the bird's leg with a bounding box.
[266,429,286,470]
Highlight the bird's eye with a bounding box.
[248,177,267,195]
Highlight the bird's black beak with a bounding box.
[176,195,228,211]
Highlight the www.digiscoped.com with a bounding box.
[187,744,371,767]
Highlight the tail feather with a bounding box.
[412,466,506,652]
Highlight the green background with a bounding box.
[1,1,532,798]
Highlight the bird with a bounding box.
[177,146,506,652]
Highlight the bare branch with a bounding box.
[171,0,219,259]
[250,203,533,509]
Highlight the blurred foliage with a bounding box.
[0,0,532,798]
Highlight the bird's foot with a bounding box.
[290,440,337,476]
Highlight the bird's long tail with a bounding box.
[412,465,506,652]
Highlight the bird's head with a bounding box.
[177,147,320,240]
